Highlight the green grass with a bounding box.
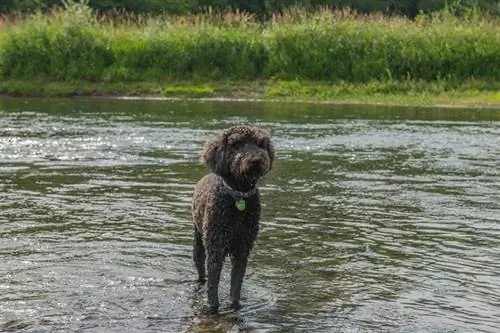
[0,1,500,107]
[163,85,215,97]
[1,79,500,108]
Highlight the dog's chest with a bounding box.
[219,197,259,233]
[224,210,259,252]
[224,203,259,225]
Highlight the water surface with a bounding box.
[1,98,499,332]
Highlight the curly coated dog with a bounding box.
[192,125,275,313]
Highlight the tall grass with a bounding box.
[0,2,114,81]
[1,1,499,83]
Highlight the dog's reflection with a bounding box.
[185,314,250,333]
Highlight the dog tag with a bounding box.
[235,200,246,211]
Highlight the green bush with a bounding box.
[265,22,392,81]
[107,26,267,81]
[264,15,500,82]
[0,4,113,80]
[1,1,499,83]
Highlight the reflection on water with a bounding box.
[0,98,499,332]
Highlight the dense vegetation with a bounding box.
[1,1,499,82]
[1,0,499,18]
[0,0,499,102]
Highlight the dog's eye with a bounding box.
[232,141,243,149]
[260,138,269,148]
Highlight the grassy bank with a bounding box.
[1,79,500,108]
[0,1,500,107]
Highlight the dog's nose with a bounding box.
[250,158,260,165]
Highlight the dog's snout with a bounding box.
[250,157,260,165]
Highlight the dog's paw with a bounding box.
[203,303,220,315]
[230,300,242,311]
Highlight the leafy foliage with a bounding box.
[1,0,499,17]
[1,1,499,84]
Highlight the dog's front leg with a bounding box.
[206,248,224,312]
[230,252,249,309]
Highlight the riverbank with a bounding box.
[1,79,500,109]
[1,2,500,109]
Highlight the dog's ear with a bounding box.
[200,131,228,174]
[199,134,221,171]
[255,127,276,171]
[265,137,276,171]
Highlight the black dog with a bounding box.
[192,125,275,312]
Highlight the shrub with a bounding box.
[1,1,499,83]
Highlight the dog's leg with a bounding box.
[230,252,249,309]
[206,248,224,312]
[193,226,206,283]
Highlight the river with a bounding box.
[1,98,499,332]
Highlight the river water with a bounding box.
[1,98,499,333]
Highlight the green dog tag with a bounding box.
[235,200,246,211]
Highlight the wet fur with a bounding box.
[191,125,275,312]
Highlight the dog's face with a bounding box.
[200,125,275,184]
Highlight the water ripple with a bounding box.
[1,100,499,332]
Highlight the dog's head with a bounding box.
[200,125,275,184]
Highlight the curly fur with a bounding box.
[192,125,275,312]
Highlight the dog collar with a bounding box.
[222,180,257,211]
